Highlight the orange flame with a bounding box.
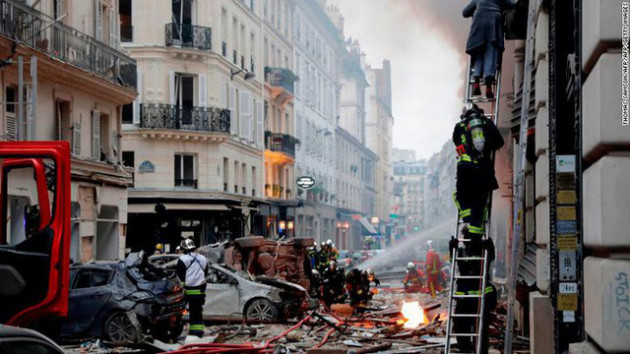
[400,301,429,329]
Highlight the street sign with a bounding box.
[296,176,316,190]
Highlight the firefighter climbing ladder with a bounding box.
[443,55,502,353]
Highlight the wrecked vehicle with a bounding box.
[60,253,185,343]
[0,325,65,353]
[222,236,315,291]
[203,263,315,322]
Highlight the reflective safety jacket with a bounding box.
[177,252,209,288]
[403,269,425,286]
[425,249,442,275]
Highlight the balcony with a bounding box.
[140,103,230,133]
[264,131,298,164]
[265,67,296,104]
[175,179,198,188]
[165,23,211,50]
[0,0,137,90]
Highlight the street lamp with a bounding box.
[316,128,332,136]
[231,68,255,81]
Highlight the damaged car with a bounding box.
[60,252,185,343]
[203,263,315,322]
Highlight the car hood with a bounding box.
[254,276,307,293]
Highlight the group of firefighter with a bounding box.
[307,240,381,308]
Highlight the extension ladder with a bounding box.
[444,57,502,354]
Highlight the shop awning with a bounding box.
[128,203,230,213]
[357,216,379,235]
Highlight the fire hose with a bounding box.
[163,312,315,354]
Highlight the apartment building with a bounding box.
[261,0,299,238]
[335,38,377,250]
[0,0,137,262]
[292,0,341,243]
[120,0,265,251]
[365,60,394,241]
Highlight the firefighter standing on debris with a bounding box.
[318,242,331,272]
[425,240,442,298]
[450,237,497,354]
[321,261,346,307]
[403,262,425,293]
[452,105,504,244]
[176,238,209,338]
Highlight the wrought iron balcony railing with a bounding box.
[165,23,211,50]
[140,103,230,133]
[265,131,298,158]
[0,0,137,90]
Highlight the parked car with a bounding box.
[0,325,65,353]
[60,252,185,343]
[336,250,354,269]
[203,263,315,322]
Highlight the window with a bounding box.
[234,161,239,193]
[4,86,16,140]
[221,9,227,56]
[122,151,134,168]
[73,269,112,289]
[119,0,132,42]
[174,154,197,188]
[173,73,195,124]
[241,163,246,195]
[223,157,229,192]
[122,103,133,123]
[252,166,256,196]
[55,100,71,142]
[207,268,233,284]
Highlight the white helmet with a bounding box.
[180,238,196,251]
[426,240,434,250]
[329,260,337,268]
[407,262,415,270]
[326,239,333,246]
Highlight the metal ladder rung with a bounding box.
[455,257,485,261]
[454,275,484,279]
[468,97,495,103]
[449,313,481,318]
[452,294,483,298]
[450,333,480,337]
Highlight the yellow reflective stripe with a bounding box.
[185,289,204,295]
[455,291,466,295]
[460,209,472,218]
[467,287,494,295]
[457,154,478,164]
[468,226,484,234]
[189,324,205,331]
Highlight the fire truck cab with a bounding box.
[0,142,71,327]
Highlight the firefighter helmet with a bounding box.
[407,262,415,270]
[180,238,196,251]
[326,239,333,246]
[366,268,375,281]
[426,240,434,250]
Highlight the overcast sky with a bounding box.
[328,0,471,160]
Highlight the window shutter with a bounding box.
[132,69,142,124]
[198,74,207,107]
[256,100,263,147]
[5,113,16,141]
[229,85,236,135]
[92,110,101,160]
[94,0,103,41]
[239,90,251,139]
[221,77,227,109]
[109,7,118,47]
[169,71,176,105]
[72,122,81,155]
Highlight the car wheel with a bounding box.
[245,299,278,322]
[104,312,139,343]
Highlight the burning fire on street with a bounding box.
[400,301,429,329]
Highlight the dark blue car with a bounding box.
[60,253,185,343]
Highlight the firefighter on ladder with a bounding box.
[176,238,209,338]
[425,240,442,298]
[452,105,504,246]
[450,237,497,353]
